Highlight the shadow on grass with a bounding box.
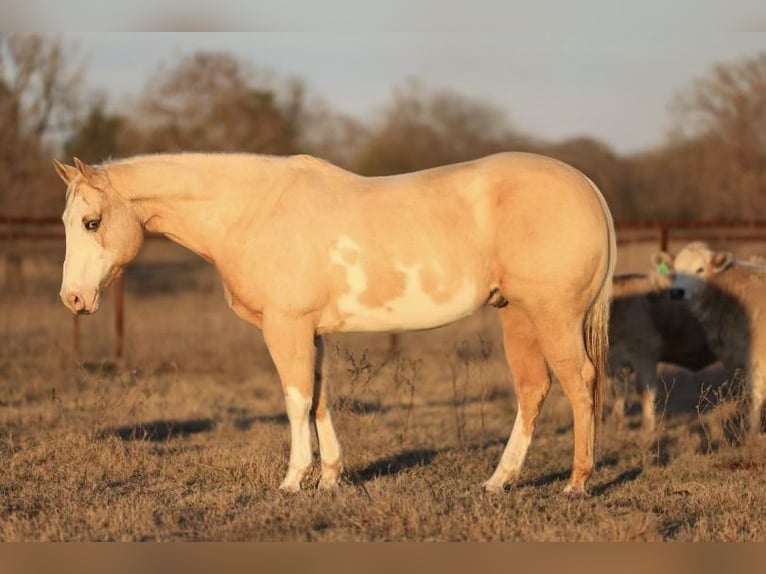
[650,434,677,467]
[516,453,622,489]
[657,512,700,540]
[590,467,643,496]
[349,448,441,483]
[233,413,288,430]
[98,418,216,441]
[336,395,506,417]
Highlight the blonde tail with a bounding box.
[584,179,617,439]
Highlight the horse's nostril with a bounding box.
[69,293,84,311]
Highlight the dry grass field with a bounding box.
[1,241,765,541]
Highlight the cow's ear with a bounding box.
[652,251,673,275]
[711,250,733,273]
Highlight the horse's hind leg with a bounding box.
[532,310,598,495]
[484,305,551,492]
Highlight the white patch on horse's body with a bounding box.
[328,235,479,332]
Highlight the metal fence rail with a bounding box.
[5,215,766,361]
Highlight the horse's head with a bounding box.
[55,158,143,314]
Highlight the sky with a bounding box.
[54,27,766,156]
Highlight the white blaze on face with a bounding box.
[329,235,479,331]
[60,195,116,312]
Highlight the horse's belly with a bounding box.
[321,267,482,333]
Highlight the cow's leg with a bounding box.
[609,365,631,428]
[532,310,598,495]
[262,313,319,492]
[483,306,551,492]
[747,366,765,438]
[312,336,343,489]
[633,359,658,433]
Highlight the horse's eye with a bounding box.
[695,267,705,274]
[84,219,101,231]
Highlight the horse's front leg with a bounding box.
[262,313,340,492]
[312,335,343,489]
[262,312,321,492]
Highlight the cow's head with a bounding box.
[653,242,733,301]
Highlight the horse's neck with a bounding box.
[109,158,268,263]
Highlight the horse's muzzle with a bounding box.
[61,289,99,314]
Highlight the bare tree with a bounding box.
[352,80,530,176]
[670,52,766,218]
[540,136,635,221]
[129,51,308,155]
[64,96,125,164]
[675,53,766,156]
[297,99,367,169]
[0,33,83,214]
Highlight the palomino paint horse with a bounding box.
[55,152,616,494]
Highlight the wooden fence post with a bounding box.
[72,315,81,360]
[659,224,670,252]
[4,252,24,293]
[388,333,400,358]
[114,274,125,360]
[68,278,123,362]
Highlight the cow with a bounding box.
[608,271,718,431]
[655,241,766,438]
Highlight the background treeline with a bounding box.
[2,33,765,222]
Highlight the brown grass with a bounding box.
[1,244,765,541]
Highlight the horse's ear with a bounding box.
[73,157,98,182]
[53,159,79,184]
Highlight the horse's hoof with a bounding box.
[318,463,343,491]
[278,480,302,493]
[562,484,590,498]
[482,480,510,494]
[318,477,341,491]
